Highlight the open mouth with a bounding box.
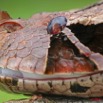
[69,23,103,54]
[46,23,103,74]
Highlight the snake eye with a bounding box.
[47,16,67,35]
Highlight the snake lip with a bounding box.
[0,67,103,80]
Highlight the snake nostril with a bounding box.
[47,16,67,35]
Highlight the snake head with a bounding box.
[47,16,67,35]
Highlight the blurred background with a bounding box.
[0,0,98,102]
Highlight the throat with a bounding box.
[45,36,95,74]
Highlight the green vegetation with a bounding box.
[0,0,97,18]
[0,0,97,102]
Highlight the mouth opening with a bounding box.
[69,23,103,54]
[46,23,103,74]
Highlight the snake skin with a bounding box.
[0,2,103,103]
[0,68,103,97]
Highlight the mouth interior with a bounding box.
[46,23,103,74]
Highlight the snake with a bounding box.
[0,2,103,102]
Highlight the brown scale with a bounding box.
[0,11,11,21]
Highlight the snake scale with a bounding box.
[0,1,103,103]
